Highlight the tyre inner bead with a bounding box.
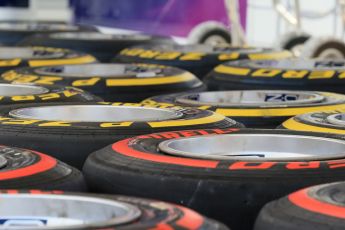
[50,32,151,41]
[0,84,48,96]
[34,64,162,78]
[9,105,183,122]
[158,134,345,160]
[0,47,63,59]
[175,90,324,107]
[0,194,141,228]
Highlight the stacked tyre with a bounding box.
[1,63,205,102]
[19,32,173,62]
[0,190,228,229]
[83,128,345,229]
[114,43,292,78]
[0,18,237,230]
[1,18,345,230]
[205,59,345,94]
[255,182,345,230]
[0,20,97,45]
[143,90,345,128]
[0,46,96,74]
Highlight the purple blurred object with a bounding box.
[71,0,247,37]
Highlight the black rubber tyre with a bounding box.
[83,128,345,230]
[0,102,240,169]
[143,90,345,128]
[205,59,345,93]
[114,44,292,79]
[282,35,310,50]
[0,145,85,191]
[19,32,173,62]
[279,32,310,56]
[0,83,101,105]
[0,20,97,45]
[280,110,345,134]
[0,190,229,230]
[1,63,205,102]
[0,46,96,74]
[255,182,345,230]
[199,29,232,45]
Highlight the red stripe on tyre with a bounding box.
[112,138,219,168]
[0,151,57,180]
[289,188,345,219]
[176,205,204,229]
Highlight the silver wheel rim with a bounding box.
[0,22,78,31]
[9,105,182,122]
[50,32,150,40]
[243,59,345,70]
[175,90,324,107]
[202,35,229,45]
[158,134,345,160]
[326,113,345,126]
[35,64,160,78]
[0,155,7,169]
[0,84,48,96]
[0,47,63,59]
[0,194,141,229]
[317,48,345,59]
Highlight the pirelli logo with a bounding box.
[214,65,345,79]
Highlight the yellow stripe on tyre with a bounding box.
[148,112,225,128]
[282,118,345,134]
[215,104,345,117]
[106,72,196,86]
[29,55,96,67]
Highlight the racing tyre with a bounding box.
[0,83,100,105]
[205,59,345,93]
[0,102,240,169]
[143,90,345,128]
[281,109,345,134]
[0,20,97,45]
[19,32,173,62]
[0,190,228,229]
[84,128,345,229]
[0,46,96,74]
[255,181,345,230]
[114,44,292,79]
[0,145,85,191]
[1,63,205,102]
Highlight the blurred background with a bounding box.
[0,0,341,47]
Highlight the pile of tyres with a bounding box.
[0,20,344,230]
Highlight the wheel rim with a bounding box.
[0,84,48,96]
[0,155,7,169]
[0,194,141,229]
[0,47,63,59]
[35,64,161,78]
[242,59,345,70]
[158,134,345,160]
[9,105,182,122]
[175,90,325,107]
[50,32,151,40]
[316,48,345,59]
[202,35,229,45]
[326,113,345,126]
[310,182,345,207]
[0,22,78,31]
